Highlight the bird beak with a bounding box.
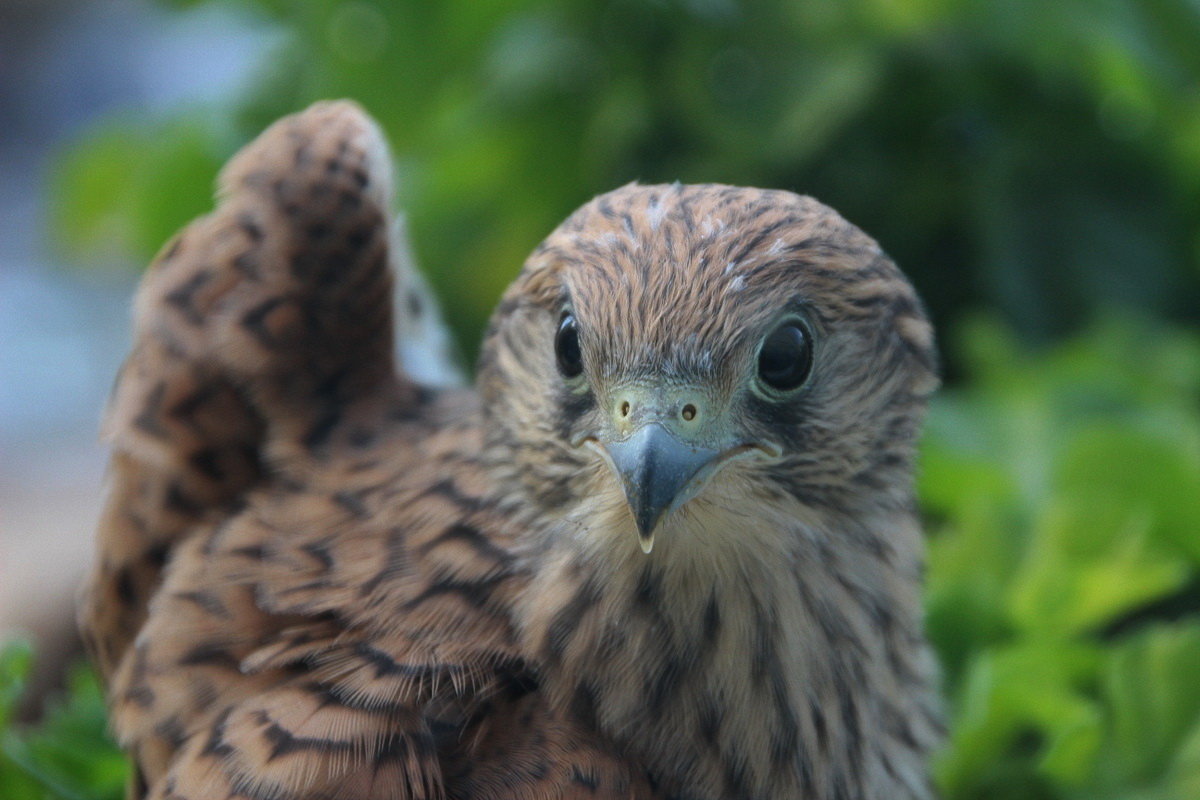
[591,423,722,554]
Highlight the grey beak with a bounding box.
[601,423,721,552]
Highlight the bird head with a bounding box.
[478,183,937,556]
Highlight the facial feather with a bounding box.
[480,182,942,799]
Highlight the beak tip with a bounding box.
[601,422,725,559]
[634,506,663,554]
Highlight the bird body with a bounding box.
[82,101,942,800]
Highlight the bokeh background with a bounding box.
[1,1,1198,798]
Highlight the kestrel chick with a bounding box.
[82,101,942,800]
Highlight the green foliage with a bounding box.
[51,115,228,265]
[924,317,1200,800]
[49,0,1200,365]
[0,642,127,800]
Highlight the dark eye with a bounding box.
[555,313,583,378]
[757,320,813,391]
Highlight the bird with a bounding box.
[80,100,943,800]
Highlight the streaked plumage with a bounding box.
[82,101,942,800]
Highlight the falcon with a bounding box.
[81,101,943,800]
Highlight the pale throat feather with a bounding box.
[515,471,938,799]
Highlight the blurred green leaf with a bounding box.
[924,318,1200,799]
[937,641,1102,798]
[1080,625,1200,800]
[926,492,1023,678]
[1,642,127,800]
[50,117,226,266]
[1008,499,1188,637]
[0,641,34,729]
[1056,427,1200,563]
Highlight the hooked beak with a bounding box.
[586,424,774,554]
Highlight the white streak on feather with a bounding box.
[645,198,667,231]
[699,216,725,239]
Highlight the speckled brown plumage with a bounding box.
[82,101,943,800]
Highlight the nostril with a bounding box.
[681,403,697,421]
[620,400,631,418]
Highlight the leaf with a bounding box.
[1092,625,1200,791]
[1055,426,1200,564]
[0,639,33,727]
[1008,499,1188,637]
[50,117,226,265]
[925,494,1024,683]
[0,645,127,800]
[937,641,1102,798]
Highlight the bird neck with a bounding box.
[516,491,939,800]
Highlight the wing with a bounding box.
[81,101,650,800]
[80,100,415,677]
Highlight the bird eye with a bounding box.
[757,319,813,392]
[555,313,584,378]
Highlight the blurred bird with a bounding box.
[81,101,943,800]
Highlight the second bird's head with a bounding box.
[478,183,937,557]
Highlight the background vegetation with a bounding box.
[5,1,1199,798]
